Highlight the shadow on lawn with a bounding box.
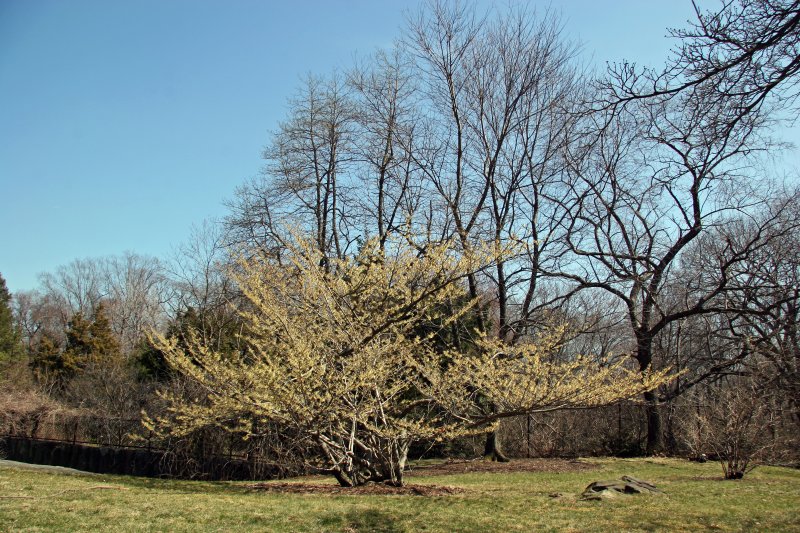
[334,508,403,533]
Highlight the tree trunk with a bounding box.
[387,462,405,487]
[637,334,663,455]
[483,430,510,462]
[644,390,663,455]
[332,468,355,487]
[664,400,678,454]
[384,440,408,487]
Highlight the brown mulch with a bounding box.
[407,457,597,477]
[245,458,595,495]
[246,481,465,496]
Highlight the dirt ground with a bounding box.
[246,481,465,496]
[407,457,596,477]
[246,458,597,496]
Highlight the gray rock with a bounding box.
[580,475,662,500]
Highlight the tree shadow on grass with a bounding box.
[322,508,403,533]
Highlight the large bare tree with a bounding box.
[405,1,585,459]
[569,0,800,452]
[227,75,357,261]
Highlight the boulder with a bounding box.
[581,476,662,500]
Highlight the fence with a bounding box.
[0,434,283,481]
[0,408,289,481]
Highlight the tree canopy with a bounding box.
[148,237,672,487]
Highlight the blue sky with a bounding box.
[1,0,796,293]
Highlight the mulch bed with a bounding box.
[245,458,596,495]
[407,458,597,476]
[246,481,465,496]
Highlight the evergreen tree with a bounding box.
[62,302,120,373]
[62,311,93,375]
[30,331,65,384]
[32,302,121,384]
[0,272,23,367]
[87,302,120,359]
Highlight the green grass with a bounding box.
[1,457,798,532]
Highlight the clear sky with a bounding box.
[1,0,796,293]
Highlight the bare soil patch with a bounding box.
[407,457,597,477]
[246,481,465,496]
[245,458,595,495]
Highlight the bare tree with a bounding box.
[554,64,777,451]
[166,220,242,353]
[406,1,587,459]
[707,191,800,424]
[460,6,580,343]
[32,253,166,357]
[101,252,168,355]
[680,377,781,479]
[228,75,357,261]
[38,258,105,328]
[603,0,800,127]
[13,290,67,351]
[348,46,424,249]
[564,0,800,454]
[405,0,487,290]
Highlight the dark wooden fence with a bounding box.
[0,435,280,481]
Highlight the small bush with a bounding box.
[680,380,778,479]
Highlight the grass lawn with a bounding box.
[1,457,798,532]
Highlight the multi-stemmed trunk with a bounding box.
[319,435,410,488]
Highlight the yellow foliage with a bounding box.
[417,330,674,426]
[148,235,674,486]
